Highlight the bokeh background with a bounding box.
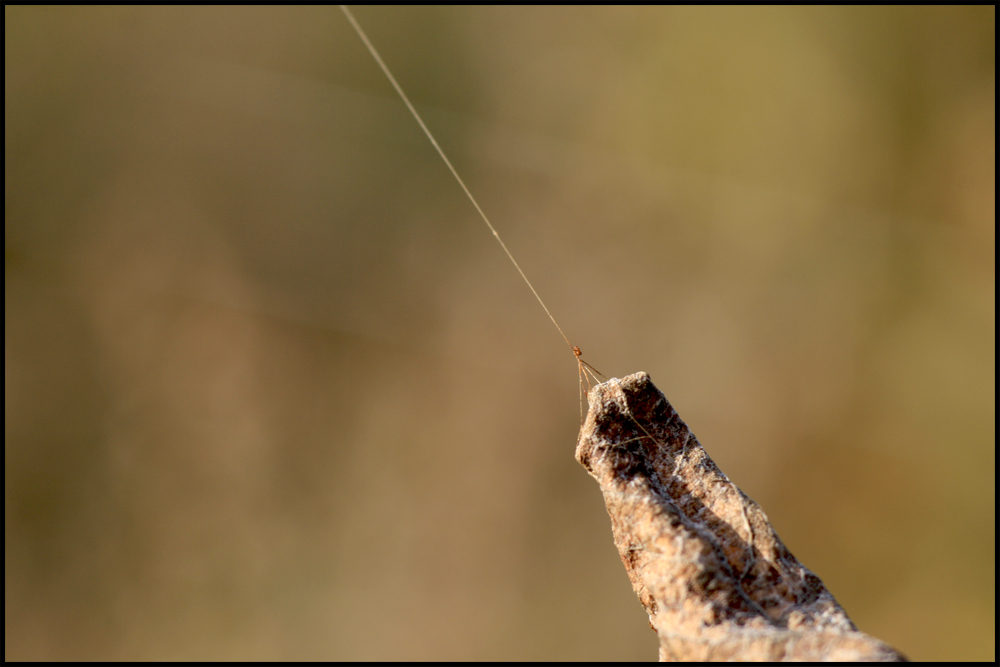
[5,6,994,661]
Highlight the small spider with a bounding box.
[574,345,606,424]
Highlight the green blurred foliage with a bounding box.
[5,6,994,660]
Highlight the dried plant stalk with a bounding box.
[576,372,905,662]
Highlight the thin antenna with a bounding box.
[339,5,576,356]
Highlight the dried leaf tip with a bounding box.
[576,372,905,662]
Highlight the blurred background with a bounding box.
[5,6,994,660]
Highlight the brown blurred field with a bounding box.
[5,6,994,661]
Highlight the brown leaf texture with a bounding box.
[576,372,905,662]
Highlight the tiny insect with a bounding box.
[574,346,606,424]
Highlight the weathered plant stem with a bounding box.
[575,372,905,662]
